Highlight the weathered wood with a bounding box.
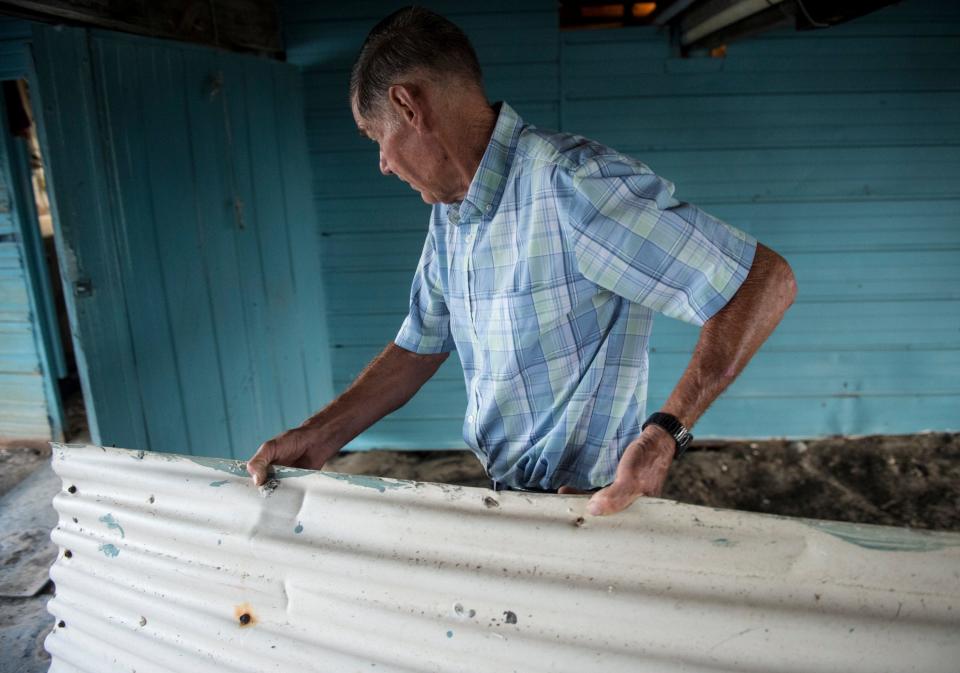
[0,0,282,56]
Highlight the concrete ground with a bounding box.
[0,450,58,673]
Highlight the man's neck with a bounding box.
[438,101,498,202]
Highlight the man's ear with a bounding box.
[387,83,429,132]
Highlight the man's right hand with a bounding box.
[246,344,450,486]
[246,425,338,486]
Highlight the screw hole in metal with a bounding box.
[239,613,251,625]
[67,485,77,494]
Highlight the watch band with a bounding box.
[642,412,693,459]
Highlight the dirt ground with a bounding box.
[0,443,51,500]
[327,432,960,532]
[2,431,957,533]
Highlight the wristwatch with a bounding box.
[642,412,693,459]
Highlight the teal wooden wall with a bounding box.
[577,1,959,437]
[0,16,62,440]
[562,3,960,438]
[32,26,333,457]
[287,0,959,445]
[0,16,30,79]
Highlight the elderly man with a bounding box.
[248,7,796,516]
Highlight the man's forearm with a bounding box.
[582,242,796,515]
[661,242,797,429]
[301,342,448,449]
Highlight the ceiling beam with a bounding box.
[0,0,283,57]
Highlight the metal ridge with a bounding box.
[46,443,960,672]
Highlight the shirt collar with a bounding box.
[459,101,523,221]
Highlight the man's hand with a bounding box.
[246,425,339,486]
[583,425,675,516]
[246,343,449,487]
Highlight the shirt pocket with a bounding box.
[472,279,577,354]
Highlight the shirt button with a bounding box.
[468,415,475,423]
[485,205,492,213]
[465,232,474,243]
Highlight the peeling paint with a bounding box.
[209,480,229,487]
[187,455,314,480]
[807,521,960,553]
[712,538,738,547]
[187,457,253,478]
[98,543,119,558]
[294,522,303,534]
[320,472,409,493]
[98,514,125,539]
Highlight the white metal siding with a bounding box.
[47,444,960,672]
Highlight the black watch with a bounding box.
[642,412,693,459]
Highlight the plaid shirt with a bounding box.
[395,102,756,491]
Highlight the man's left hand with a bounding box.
[566,425,675,516]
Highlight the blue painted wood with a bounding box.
[284,0,959,447]
[0,19,60,439]
[31,26,333,457]
[0,92,64,440]
[32,26,149,448]
[0,17,30,80]
[5,120,67,383]
[558,0,960,439]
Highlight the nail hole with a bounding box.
[483,496,499,509]
[574,516,585,527]
[58,620,65,628]
[67,485,77,494]
[64,550,72,558]
[239,613,251,625]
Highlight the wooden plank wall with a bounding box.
[0,0,283,55]
[32,26,332,457]
[284,0,959,447]
[0,16,57,440]
[0,16,30,79]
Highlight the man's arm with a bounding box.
[582,242,797,515]
[246,343,448,485]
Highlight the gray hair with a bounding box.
[350,6,483,119]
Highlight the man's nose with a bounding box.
[379,150,392,176]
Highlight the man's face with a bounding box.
[353,97,460,205]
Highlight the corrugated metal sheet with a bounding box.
[47,443,960,672]
[31,25,333,456]
[284,0,960,446]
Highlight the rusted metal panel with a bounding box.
[47,444,960,672]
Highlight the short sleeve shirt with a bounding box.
[395,102,756,491]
